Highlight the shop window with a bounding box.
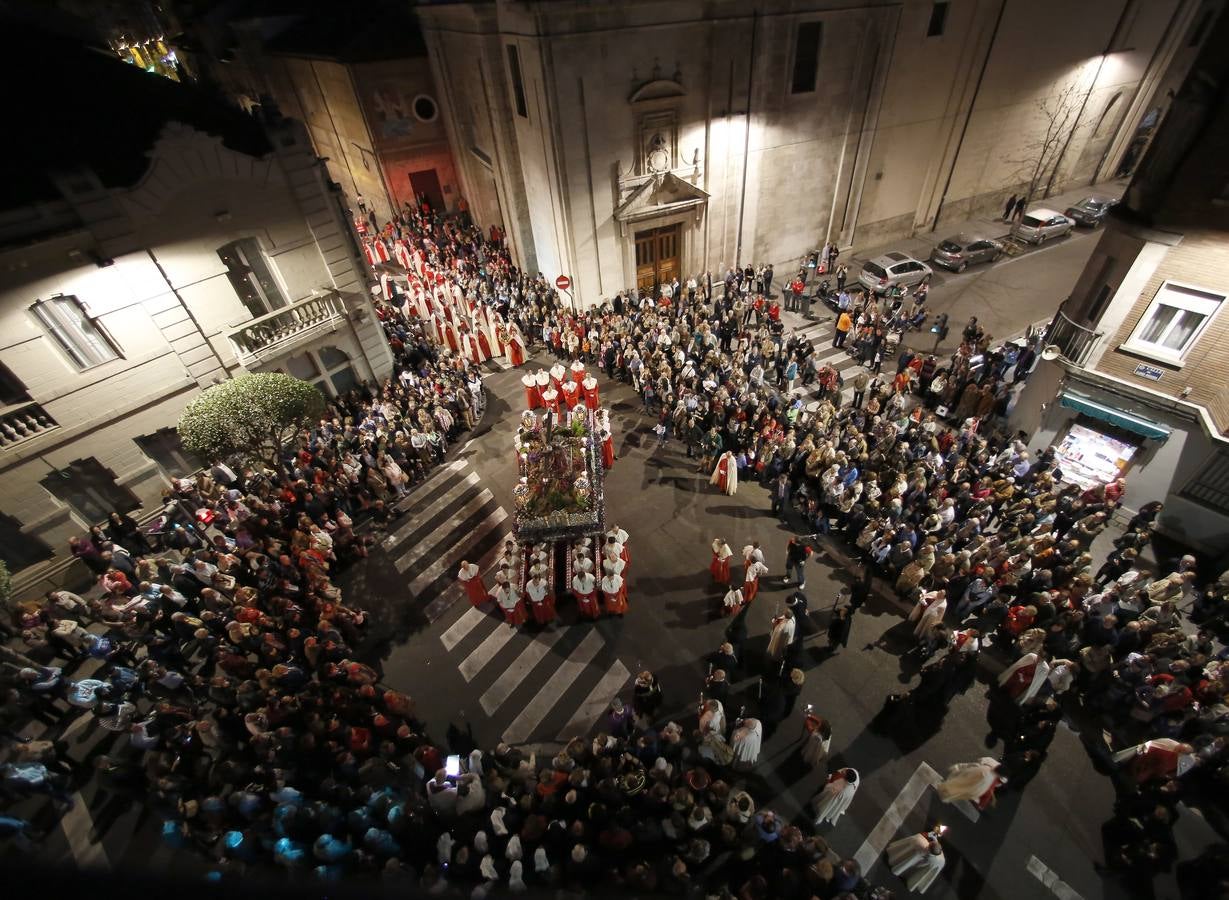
[1182,451,1229,513]
[135,427,203,479]
[0,361,31,407]
[30,295,120,370]
[41,457,140,524]
[927,2,949,38]
[218,238,287,319]
[507,44,528,118]
[1123,281,1223,364]
[790,21,823,94]
[0,511,53,571]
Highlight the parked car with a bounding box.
[930,234,1003,272]
[1064,196,1117,227]
[1011,208,1075,244]
[857,251,933,294]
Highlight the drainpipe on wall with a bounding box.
[734,9,758,268]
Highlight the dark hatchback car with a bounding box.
[1064,196,1117,227]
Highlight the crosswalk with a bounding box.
[436,603,632,747]
[381,459,511,623]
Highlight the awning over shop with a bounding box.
[1058,391,1171,441]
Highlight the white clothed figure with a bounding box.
[812,768,860,825]
[709,451,738,495]
[998,651,1052,705]
[886,832,946,893]
[730,718,763,766]
[767,613,796,661]
[572,571,596,594]
[607,526,629,546]
[913,592,948,641]
[699,700,726,736]
[722,587,745,613]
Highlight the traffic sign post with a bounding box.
[555,274,575,311]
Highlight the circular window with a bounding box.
[413,95,438,123]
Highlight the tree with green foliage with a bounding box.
[177,372,325,474]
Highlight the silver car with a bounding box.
[1011,208,1074,244]
[857,251,933,294]
[930,234,1003,272]
[1064,196,1117,227]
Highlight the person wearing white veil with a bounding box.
[699,699,726,736]
[730,717,763,768]
[709,450,739,495]
[813,768,859,825]
[886,828,946,893]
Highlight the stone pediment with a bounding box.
[628,78,686,103]
[614,172,708,223]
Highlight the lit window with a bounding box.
[1123,281,1223,364]
[41,457,140,524]
[790,22,823,95]
[31,295,120,370]
[218,238,286,318]
[927,2,949,38]
[507,45,528,118]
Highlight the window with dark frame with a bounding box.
[0,511,53,571]
[218,238,287,319]
[1182,450,1229,513]
[507,44,528,118]
[927,2,950,38]
[790,21,823,95]
[135,428,204,479]
[0,361,31,407]
[41,457,140,525]
[30,295,120,370]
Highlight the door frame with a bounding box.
[621,211,699,299]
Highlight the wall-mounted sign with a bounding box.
[1133,363,1164,382]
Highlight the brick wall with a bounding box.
[1095,229,1229,433]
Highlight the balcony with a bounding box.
[226,292,349,368]
[1045,308,1103,367]
[0,402,59,450]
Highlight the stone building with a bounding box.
[1012,5,1229,558]
[417,0,1219,305]
[170,2,460,225]
[0,30,392,596]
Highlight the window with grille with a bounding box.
[218,238,287,318]
[30,295,120,370]
[41,457,140,524]
[1182,451,1229,513]
[0,511,54,571]
[135,427,203,479]
[790,22,823,94]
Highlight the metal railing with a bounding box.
[1045,308,1102,366]
[0,401,59,449]
[226,292,347,366]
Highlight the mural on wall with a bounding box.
[369,84,416,138]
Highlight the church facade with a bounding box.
[418,0,1216,306]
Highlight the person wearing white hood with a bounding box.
[507,860,526,893]
[813,768,860,825]
[533,847,550,877]
[730,717,763,768]
[886,827,946,893]
[479,854,499,881]
[455,772,486,816]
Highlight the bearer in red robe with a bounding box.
[600,429,615,469]
[572,568,600,619]
[457,560,489,607]
[711,539,733,585]
[582,373,600,410]
[523,373,541,409]
[494,579,527,627]
[570,359,586,383]
[526,571,556,625]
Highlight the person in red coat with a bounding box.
[582,374,600,410]
[457,561,489,607]
[601,429,615,469]
[571,569,600,619]
[522,373,541,410]
[494,580,527,627]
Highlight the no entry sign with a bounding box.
[555,274,572,291]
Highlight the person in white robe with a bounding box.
[767,610,796,661]
[698,699,725,737]
[730,718,762,767]
[812,768,859,825]
[722,587,745,615]
[912,590,948,642]
[997,651,1051,705]
[936,757,1006,806]
[886,830,946,893]
[709,451,739,495]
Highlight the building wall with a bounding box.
[0,121,392,596]
[419,0,1205,307]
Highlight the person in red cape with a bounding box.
[457,560,489,607]
[507,324,527,366]
[710,538,733,584]
[582,373,600,410]
[571,567,600,619]
[601,565,626,616]
[494,579,527,627]
[525,571,556,625]
[522,373,541,409]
